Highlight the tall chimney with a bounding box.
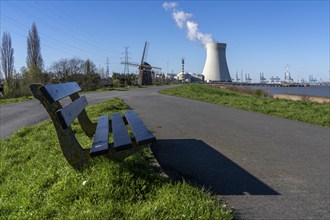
[202,42,232,82]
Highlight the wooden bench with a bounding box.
[30,82,156,170]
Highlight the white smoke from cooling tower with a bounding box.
[202,43,232,82]
[186,21,213,46]
[162,2,178,10]
[162,1,214,46]
[163,2,232,82]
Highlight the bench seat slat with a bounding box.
[90,115,109,157]
[56,96,88,129]
[124,110,156,145]
[112,113,132,150]
[41,82,81,102]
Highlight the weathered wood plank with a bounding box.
[41,82,81,102]
[90,115,109,157]
[112,113,132,150]
[56,96,88,129]
[124,110,156,145]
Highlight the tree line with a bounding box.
[1,22,47,97]
[0,22,108,98]
[1,22,171,98]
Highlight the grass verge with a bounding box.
[159,83,330,127]
[0,85,150,105]
[0,96,34,105]
[0,97,233,219]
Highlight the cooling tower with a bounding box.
[202,42,232,82]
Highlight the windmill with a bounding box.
[121,41,161,86]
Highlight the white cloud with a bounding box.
[162,2,178,11]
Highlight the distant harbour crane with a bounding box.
[235,71,240,82]
[260,72,267,83]
[245,73,252,83]
[284,65,293,83]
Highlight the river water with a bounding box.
[251,86,330,98]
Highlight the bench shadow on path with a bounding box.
[151,139,279,195]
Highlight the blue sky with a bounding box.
[1,0,329,82]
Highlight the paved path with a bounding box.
[0,89,135,139]
[1,85,329,219]
[121,87,330,220]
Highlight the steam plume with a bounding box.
[162,1,214,46]
[186,21,213,46]
[172,10,192,28]
[162,2,178,11]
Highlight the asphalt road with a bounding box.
[0,89,138,139]
[1,85,329,219]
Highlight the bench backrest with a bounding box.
[30,82,95,169]
[30,82,96,136]
[41,82,81,102]
[40,82,87,129]
[56,95,88,129]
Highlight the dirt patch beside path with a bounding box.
[273,94,330,103]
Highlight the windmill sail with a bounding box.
[121,41,161,86]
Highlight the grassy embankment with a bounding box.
[159,83,330,127]
[0,88,127,105]
[0,96,34,105]
[0,98,233,219]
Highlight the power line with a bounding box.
[1,16,106,59]
[1,2,126,72]
[1,26,81,62]
[6,2,112,59]
[26,2,117,56]
[1,15,121,71]
[34,1,117,52]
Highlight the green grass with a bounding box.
[159,83,330,127]
[0,98,233,219]
[91,86,143,93]
[92,84,168,92]
[0,86,148,105]
[0,96,34,105]
[0,83,171,105]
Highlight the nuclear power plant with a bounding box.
[202,42,232,82]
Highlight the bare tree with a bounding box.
[1,32,14,82]
[1,32,15,96]
[27,22,43,82]
[83,59,96,75]
[50,57,84,81]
